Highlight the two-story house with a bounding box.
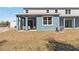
[16,7,79,31]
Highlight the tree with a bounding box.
[0,21,10,27]
[6,21,10,26]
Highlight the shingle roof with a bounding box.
[23,7,79,10]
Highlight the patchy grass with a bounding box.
[0,29,79,51]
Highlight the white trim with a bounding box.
[18,17,21,21]
[63,17,65,28]
[16,17,19,31]
[73,17,75,28]
[64,28,79,29]
[64,28,74,29]
[28,30,37,31]
[18,17,21,30]
[25,17,28,30]
[42,16,53,26]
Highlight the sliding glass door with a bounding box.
[65,20,72,28]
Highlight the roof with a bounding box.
[16,13,59,17]
[23,7,79,10]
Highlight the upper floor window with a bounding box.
[46,9,49,13]
[65,9,71,14]
[55,9,58,13]
[43,16,52,25]
[26,9,28,13]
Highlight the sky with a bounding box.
[0,0,78,23]
[0,7,23,22]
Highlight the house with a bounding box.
[10,21,16,28]
[16,7,79,31]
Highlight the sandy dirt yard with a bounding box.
[0,29,79,51]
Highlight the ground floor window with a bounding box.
[65,20,72,28]
[43,16,52,26]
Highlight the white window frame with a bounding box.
[65,9,71,14]
[42,16,53,26]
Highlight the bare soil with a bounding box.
[0,29,79,51]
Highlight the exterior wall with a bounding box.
[75,17,79,28]
[60,17,64,30]
[59,9,79,16]
[71,10,79,16]
[24,9,79,16]
[60,17,64,26]
[36,16,60,31]
[28,10,46,14]
[49,10,55,13]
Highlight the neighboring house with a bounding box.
[16,7,79,31]
[10,22,16,28]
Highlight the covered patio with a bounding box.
[16,16,36,31]
[16,13,59,31]
[60,16,79,29]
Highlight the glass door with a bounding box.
[28,17,36,30]
[65,20,72,28]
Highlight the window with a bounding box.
[55,9,58,13]
[48,17,52,24]
[46,9,49,13]
[65,9,71,14]
[43,17,47,24]
[43,16,52,25]
[26,9,28,13]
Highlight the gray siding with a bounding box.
[36,16,60,31]
[24,9,79,16]
[75,17,79,28]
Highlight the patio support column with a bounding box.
[25,17,28,31]
[19,17,21,30]
[33,19,34,28]
[63,17,65,28]
[16,17,19,31]
[73,17,75,29]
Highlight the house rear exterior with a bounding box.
[16,7,79,31]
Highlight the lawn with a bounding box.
[0,29,79,51]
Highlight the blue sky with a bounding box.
[0,7,23,22]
